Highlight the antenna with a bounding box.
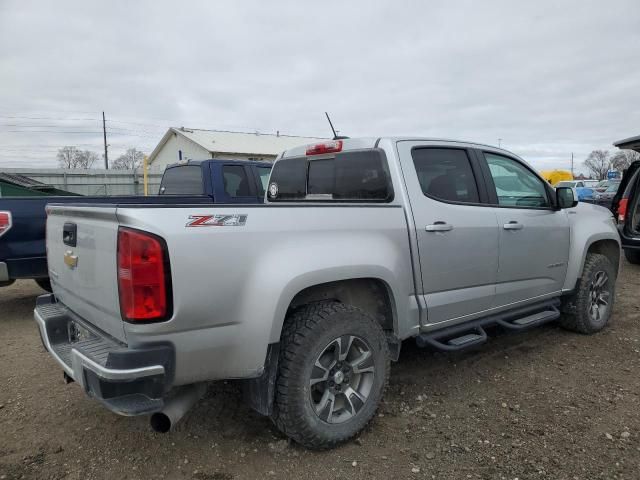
[325,112,349,140]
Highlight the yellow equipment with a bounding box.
[540,169,573,186]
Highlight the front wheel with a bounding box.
[560,253,616,334]
[272,301,389,449]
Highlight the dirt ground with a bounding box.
[1,261,639,480]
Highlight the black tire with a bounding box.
[272,301,389,449]
[35,278,52,292]
[560,253,616,334]
[625,249,640,265]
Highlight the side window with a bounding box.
[255,166,272,196]
[484,153,549,208]
[223,165,251,197]
[411,148,480,203]
[159,165,203,195]
[577,182,584,188]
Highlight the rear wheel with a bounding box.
[272,301,389,449]
[560,253,616,334]
[35,278,52,292]
[625,249,640,265]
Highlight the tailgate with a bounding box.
[47,205,126,342]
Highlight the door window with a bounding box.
[484,153,549,208]
[223,165,251,197]
[255,166,272,196]
[411,148,480,203]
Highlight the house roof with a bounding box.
[148,127,326,163]
[0,172,48,189]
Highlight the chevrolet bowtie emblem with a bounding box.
[64,250,78,269]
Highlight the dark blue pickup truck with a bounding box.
[0,159,271,290]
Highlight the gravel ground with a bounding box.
[1,259,639,480]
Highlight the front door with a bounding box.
[397,142,500,326]
[480,151,571,307]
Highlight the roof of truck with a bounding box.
[280,137,517,159]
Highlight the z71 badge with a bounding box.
[186,214,248,227]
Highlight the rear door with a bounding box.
[218,164,261,203]
[478,150,570,307]
[397,141,500,326]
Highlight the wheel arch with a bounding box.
[563,232,621,292]
[269,273,400,344]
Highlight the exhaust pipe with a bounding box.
[150,383,206,433]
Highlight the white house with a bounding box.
[147,127,325,170]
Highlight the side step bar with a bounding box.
[416,298,561,352]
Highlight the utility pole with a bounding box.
[102,111,109,169]
[570,152,574,177]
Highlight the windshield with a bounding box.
[556,181,575,188]
[605,183,620,193]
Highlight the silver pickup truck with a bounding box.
[35,137,620,449]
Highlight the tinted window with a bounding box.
[223,165,251,197]
[159,165,203,195]
[307,159,334,195]
[411,148,479,203]
[334,150,391,200]
[255,166,271,196]
[269,158,307,199]
[484,153,549,207]
[268,149,392,202]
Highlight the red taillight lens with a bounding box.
[306,140,343,156]
[0,211,12,238]
[618,198,628,224]
[117,227,171,322]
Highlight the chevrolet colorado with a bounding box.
[35,138,620,448]
[0,159,271,290]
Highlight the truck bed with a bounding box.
[0,195,213,283]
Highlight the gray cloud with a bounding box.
[1,0,638,172]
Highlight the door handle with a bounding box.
[425,222,453,232]
[503,221,524,230]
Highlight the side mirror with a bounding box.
[556,187,578,209]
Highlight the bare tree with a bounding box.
[56,146,98,169]
[57,146,80,168]
[112,148,144,170]
[75,150,98,169]
[583,150,612,180]
[611,150,640,172]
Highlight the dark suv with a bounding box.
[612,135,640,264]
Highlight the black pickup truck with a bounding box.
[612,135,640,265]
[0,159,271,290]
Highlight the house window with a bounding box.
[178,150,183,161]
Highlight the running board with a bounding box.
[495,307,560,331]
[416,299,561,352]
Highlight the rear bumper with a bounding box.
[34,294,175,416]
[0,256,48,282]
[618,226,640,251]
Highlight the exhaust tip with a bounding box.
[150,412,171,433]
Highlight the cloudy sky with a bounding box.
[1,0,639,172]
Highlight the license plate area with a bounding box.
[67,320,94,344]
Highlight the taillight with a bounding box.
[618,198,628,224]
[306,140,343,156]
[117,227,172,322]
[0,211,12,238]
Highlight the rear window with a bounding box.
[268,149,392,202]
[159,165,204,195]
